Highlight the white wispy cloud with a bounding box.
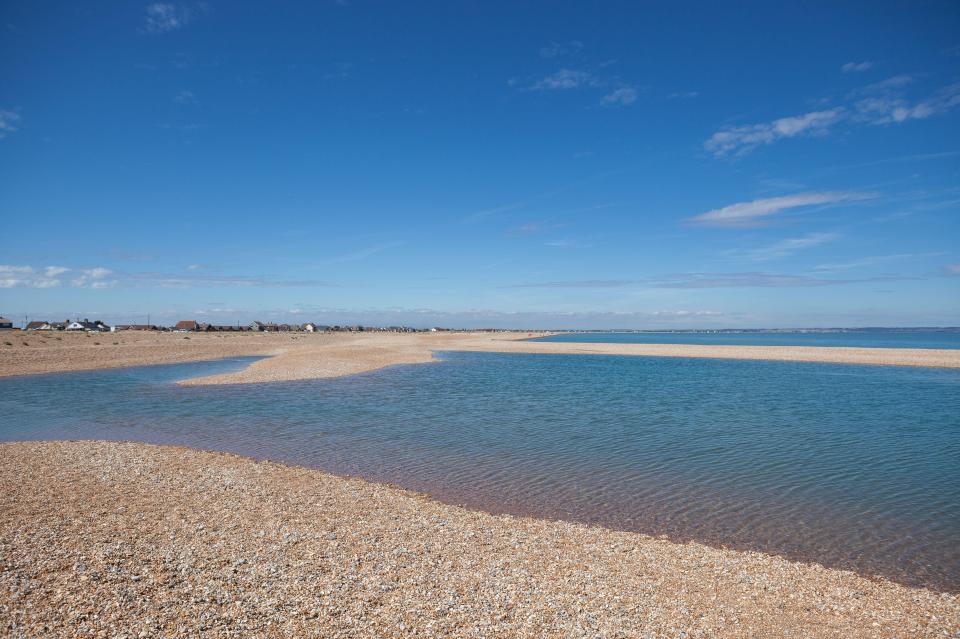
[71,267,116,288]
[815,252,947,271]
[544,239,593,248]
[174,90,196,104]
[0,265,329,289]
[327,242,404,263]
[464,200,528,224]
[944,264,960,276]
[0,110,21,138]
[511,271,915,289]
[516,44,643,107]
[507,222,565,236]
[128,272,328,287]
[145,3,193,34]
[706,76,960,157]
[705,108,844,157]
[854,80,960,124]
[842,61,873,73]
[0,265,60,289]
[539,40,584,60]
[0,265,102,289]
[737,232,840,261]
[854,74,913,94]
[530,69,596,91]
[688,191,876,228]
[602,86,638,106]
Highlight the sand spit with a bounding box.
[2,441,957,638]
[1,331,958,385]
[0,331,286,379]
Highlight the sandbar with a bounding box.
[1,331,958,385]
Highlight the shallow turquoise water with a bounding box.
[2,352,959,591]
[536,330,960,349]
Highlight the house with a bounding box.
[205,325,243,332]
[250,321,280,332]
[0,317,13,330]
[174,320,199,332]
[302,322,322,332]
[25,321,51,331]
[112,324,157,331]
[66,320,109,332]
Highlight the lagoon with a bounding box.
[2,351,958,591]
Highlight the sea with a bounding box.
[533,329,960,349]
[2,330,959,591]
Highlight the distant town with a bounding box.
[0,317,452,334]
[1,316,957,334]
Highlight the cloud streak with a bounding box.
[602,87,638,106]
[529,69,597,91]
[735,232,840,261]
[326,242,404,263]
[514,44,639,107]
[145,3,193,34]
[0,110,21,138]
[815,252,945,271]
[0,265,330,289]
[174,90,196,104]
[853,81,960,125]
[688,191,876,227]
[511,271,916,290]
[706,78,960,156]
[705,109,843,157]
[842,61,873,73]
[0,265,63,289]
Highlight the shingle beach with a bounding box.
[2,441,958,638]
[3,333,960,637]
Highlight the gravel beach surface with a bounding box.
[2,441,958,638]
[1,331,958,386]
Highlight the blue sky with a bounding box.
[1,1,958,328]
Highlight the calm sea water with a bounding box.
[2,352,959,591]
[535,330,960,349]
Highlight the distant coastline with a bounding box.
[549,326,960,334]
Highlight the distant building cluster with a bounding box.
[0,316,447,334]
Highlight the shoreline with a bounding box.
[3,439,957,637]
[1,331,959,385]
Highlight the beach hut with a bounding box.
[0,317,13,330]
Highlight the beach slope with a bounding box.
[2,441,957,637]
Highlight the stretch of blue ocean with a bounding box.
[2,344,959,591]
[534,329,960,349]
